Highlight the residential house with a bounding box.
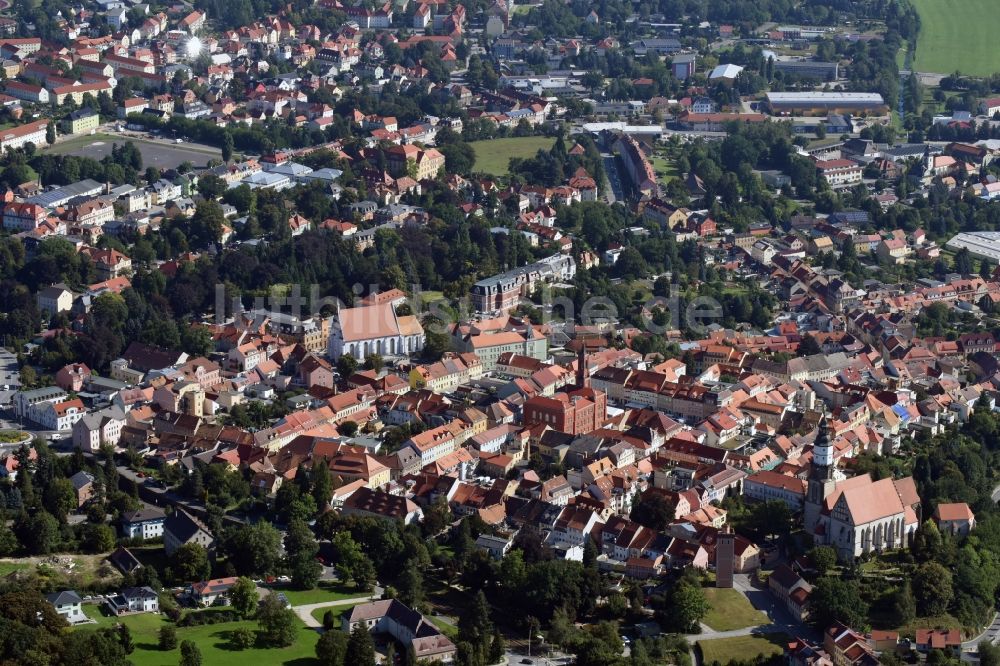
[106,586,159,615]
[163,508,214,556]
[121,507,166,540]
[189,577,240,606]
[69,470,95,507]
[46,590,87,623]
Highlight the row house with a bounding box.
[408,353,484,392]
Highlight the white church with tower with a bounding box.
[804,415,921,561]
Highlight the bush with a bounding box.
[159,625,177,651]
[230,627,256,650]
[178,609,241,627]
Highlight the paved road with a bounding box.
[602,153,624,203]
[963,612,1000,652]
[292,587,383,628]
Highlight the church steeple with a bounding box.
[812,414,834,480]
[804,413,838,535]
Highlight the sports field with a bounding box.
[49,133,222,169]
[469,136,556,176]
[911,0,1000,76]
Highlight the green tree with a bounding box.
[980,641,1000,666]
[363,354,383,372]
[187,200,225,247]
[809,578,869,630]
[913,562,954,617]
[458,590,493,656]
[223,522,282,577]
[19,510,59,554]
[257,594,297,647]
[345,624,376,666]
[168,543,211,583]
[890,580,917,627]
[229,577,259,618]
[489,627,505,664]
[667,581,708,633]
[285,518,322,590]
[81,522,116,553]
[630,492,675,531]
[336,354,358,377]
[43,478,77,522]
[315,629,349,666]
[807,546,837,576]
[118,624,134,654]
[159,625,177,650]
[179,640,202,666]
[397,557,425,611]
[912,520,944,562]
[222,131,234,163]
[333,531,376,591]
[797,334,822,356]
[312,462,332,514]
[45,123,55,145]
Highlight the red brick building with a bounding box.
[522,387,607,435]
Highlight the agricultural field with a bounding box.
[911,0,1000,77]
[469,136,556,176]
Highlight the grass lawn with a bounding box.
[650,154,678,184]
[77,606,321,666]
[0,560,32,577]
[419,290,445,304]
[911,0,1000,76]
[272,580,371,606]
[698,634,788,663]
[702,587,769,632]
[309,602,363,627]
[469,136,556,176]
[49,132,122,153]
[427,615,460,640]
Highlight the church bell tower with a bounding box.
[804,414,836,535]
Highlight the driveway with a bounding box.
[292,586,383,628]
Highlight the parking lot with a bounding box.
[0,349,19,406]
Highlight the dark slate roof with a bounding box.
[122,507,166,524]
[46,590,82,605]
[164,509,211,543]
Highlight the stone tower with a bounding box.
[803,414,837,535]
[716,526,735,588]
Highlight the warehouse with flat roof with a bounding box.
[765,92,886,115]
[945,231,1000,263]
